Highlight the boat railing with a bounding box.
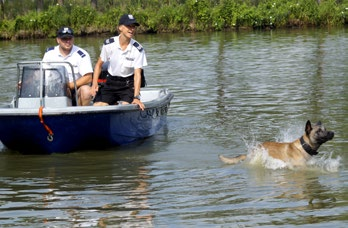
[16,61,78,108]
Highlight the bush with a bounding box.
[0,19,15,39]
[70,6,97,34]
[37,5,69,37]
[1,0,347,40]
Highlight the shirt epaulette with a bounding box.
[133,41,143,52]
[45,46,54,53]
[104,38,115,45]
[77,50,86,58]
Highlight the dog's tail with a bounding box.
[219,154,247,165]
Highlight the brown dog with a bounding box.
[219,120,334,167]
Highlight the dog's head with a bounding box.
[305,120,334,147]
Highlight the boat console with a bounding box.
[16,62,75,108]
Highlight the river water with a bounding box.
[0,28,347,227]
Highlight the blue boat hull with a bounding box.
[0,102,171,154]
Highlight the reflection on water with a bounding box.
[0,151,155,226]
[0,28,348,226]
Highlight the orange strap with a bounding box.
[38,106,54,137]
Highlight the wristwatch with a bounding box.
[134,95,141,100]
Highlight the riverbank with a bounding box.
[0,0,347,40]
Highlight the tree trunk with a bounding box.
[91,0,97,9]
[36,0,44,12]
[0,0,4,20]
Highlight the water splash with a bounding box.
[246,146,287,170]
[306,152,341,173]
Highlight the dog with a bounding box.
[219,120,334,167]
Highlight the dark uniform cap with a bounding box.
[119,14,140,26]
[57,27,74,38]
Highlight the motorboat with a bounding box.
[0,61,174,154]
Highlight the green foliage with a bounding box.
[0,19,15,39]
[14,12,38,30]
[236,3,258,28]
[252,0,320,28]
[213,0,256,29]
[214,0,239,29]
[284,0,319,27]
[318,0,342,26]
[340,1,348,24]
[70,6,97,34]
[0,0,347,40]
[184,0,213,31]
[144,5,188,32]
[94,8,122,33]
[37,5,69,37]
[253,0,282,28]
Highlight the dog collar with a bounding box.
[300,136,318,156]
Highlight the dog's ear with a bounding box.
[316,121,322,126]
[305,120,312,135]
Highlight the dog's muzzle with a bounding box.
[318,131,334,145]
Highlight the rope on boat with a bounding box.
[38,106,54,142]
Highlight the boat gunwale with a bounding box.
[0,91,173,116]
